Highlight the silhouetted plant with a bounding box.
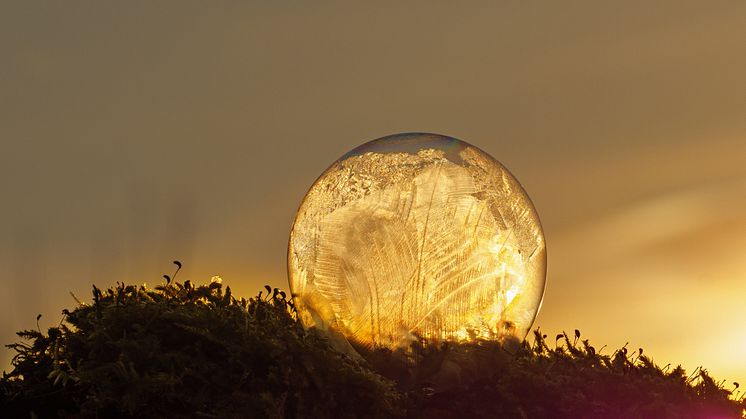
[391,329,745,418]
[1,262,401,418]
[1,263,744,418]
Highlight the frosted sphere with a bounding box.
[288,133,546,350]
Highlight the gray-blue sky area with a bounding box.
[1,1,745,384]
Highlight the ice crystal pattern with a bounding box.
[288,133,546,350]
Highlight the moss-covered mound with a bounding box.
[0,276,400,418]
[382,332,744,418]
[1,267,743,418]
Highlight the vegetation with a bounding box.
[1,262,744,418]
[0,263,400,418]
[374,332,745,418]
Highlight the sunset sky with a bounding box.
[1,2,745,386]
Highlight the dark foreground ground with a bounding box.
[2,271,743,418]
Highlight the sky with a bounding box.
[1,1,745,386]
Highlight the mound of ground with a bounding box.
[2,272,743,418]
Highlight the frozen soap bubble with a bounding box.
[288,133,546,350]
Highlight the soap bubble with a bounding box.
[288,133,546,350]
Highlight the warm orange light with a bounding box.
[288,133,546,350]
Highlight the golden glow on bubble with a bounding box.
[288,133,546,349]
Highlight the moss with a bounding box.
[2,265,743,418]
[1,273,401,418]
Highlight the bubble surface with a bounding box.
[288,133,546,349]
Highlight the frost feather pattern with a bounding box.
[289,134,546,349]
